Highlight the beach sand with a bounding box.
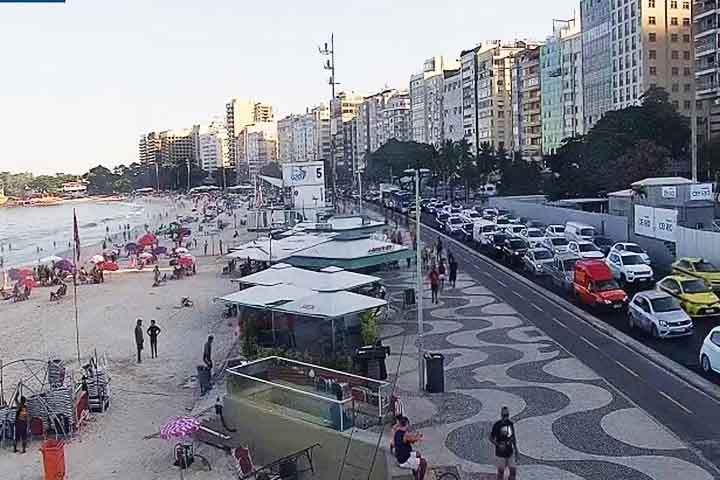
[0,207,255,479]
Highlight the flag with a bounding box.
[73,209,81,262]
[254,177,264,209]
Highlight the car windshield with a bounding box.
[594,237,612,246]
[449,217,462,224]
[497,218,509,224]
[595,279,619,291]
[463,224,473,231]
[650,296,682,312]
[468,212,481,217]
[580,228,595,236]
[562,259,578,271]
[533,250,552,260]
[621,254,644,265]
[482,225,496,232]
[681,279,710,294]
[695,261,719,272]
[551,238,569,246]
[493,234,507,243]
[625,245,644,254]
[438,214,449,220]
[579,244,598,252]
[551,226,565,233]
[508,239,525,249]
[527,230,542,237]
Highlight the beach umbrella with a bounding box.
[56,259,75,272]
[90,254,105,264]
[19,277,36,289]
[138,233,157,247]
[175,247,189,254]
[159,416,200,440]
[39,255,63,265]
[102,262,119,271]
[125,242,138,252]
[139,252,154,260]
[178,256,194,268]
[153,246,167,255]
[8,268,33,281]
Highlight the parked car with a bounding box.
[502,237,529,266]
[699,326,720,374]
[525,220,546,230]
[488,231,509,257]
[609,242,651,264]
[628,291,693,338]
[564,222,596,242]
[656,275,720,318]
[606,251,654,286]
[460,222,474,242]
[573,260,628,309]
[461,209,483,223]
[545,224,566,237]
[482,207,499,218]
[522,247,554,276]
[541,236,571,255]
[445,215,465,236]
[503,224,526,237]
[426,201,439,214]
[436,212,450,230]
[672,258,720,292]
[473,220,498,247]
[518,228,547,247]
[546,253,582,292]
[568,240,605,260]
[592,236,615,256]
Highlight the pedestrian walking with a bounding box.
[147,320,161,358]
[219,239,223,255]
[203,335,214,371]
[134,319,144,363]
[193,238,198,249]
[204,240,208,256]
[490,406,519,480]
[435,238,443,262]
[13,395,28,453]
[438,260,446,291]
[429,267,440,304]
[448,255,458,288]
[393,416,428,480]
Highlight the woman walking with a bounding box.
[429,267,440,304]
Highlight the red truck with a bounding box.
[573,260,628,310]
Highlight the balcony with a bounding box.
[694,1,719,19]
[696,59,718,76]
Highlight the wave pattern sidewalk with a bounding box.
[379,269,719,480]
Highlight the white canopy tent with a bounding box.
[226,233,334,263]
[234,263,381,292]
[218,284,314,308]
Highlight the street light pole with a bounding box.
[186,158,191,192]
[319,34,338,204]
[415,169,424,391]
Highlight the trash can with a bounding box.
[404,288,415,307]
[197,365,211,395]
[425,353,445,393]
[41,439,66,480]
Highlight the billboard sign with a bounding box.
[661,186,677,199]
[282,162,324,187]
[634,205,677,242]
[689,183,713,201]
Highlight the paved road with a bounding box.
[373,206,720,471]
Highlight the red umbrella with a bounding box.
[137,233,157,247]
[19,277,36,289]
[178,256,194,268]
[102,262,120,271]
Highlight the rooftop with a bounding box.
[631,177,694,187]
[234,263,381,292]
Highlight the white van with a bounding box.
[473,220,497,247]
[564,222,596,242]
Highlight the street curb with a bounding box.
[377,205,720,404]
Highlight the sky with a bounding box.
[0,0,579,175]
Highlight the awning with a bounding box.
[218,284,314,308]
[237,263,381,292]
[259,175,284,188]
[273,291,387,319]
[226,234,335,262]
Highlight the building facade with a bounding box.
[581,0,613,129]
[442,69,464,142]
[277,104,331,164]
[354,89,412,167]
[512,46,543,161]
[330,92,364,177]
[542,15,585,155]
[197,121,229,173]
[410,56,459,146]
[226,99,274,168]
[138,127,199,170]
[236,122,278,181]
[694,0,720,139]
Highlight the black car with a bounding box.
[460,222,474,242]
[489,232,509,257]
[502,238,529,266]
[593,236,614,256]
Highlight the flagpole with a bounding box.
[72,209,82,367]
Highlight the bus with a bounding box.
[389,190,413,213]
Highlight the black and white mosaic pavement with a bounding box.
[380,270,717,480]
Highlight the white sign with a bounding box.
[661,186,677,199]
[690,183,714,201]
[282,162,325,187]
[634,205,678,242]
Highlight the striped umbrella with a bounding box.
[159,416,200,440]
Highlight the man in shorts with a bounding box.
[490,406,518,480]
[394,416,428,480]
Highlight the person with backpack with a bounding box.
[490,406,519,480]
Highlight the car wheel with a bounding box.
[701,354,712,374]
[651,324,659,339]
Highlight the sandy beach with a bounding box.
[0,202,254,480]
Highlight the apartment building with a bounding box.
[512,46,544,161]
[410,56,460,146]
[225,98,274,168]
[694,0,720,138]
[138,127,199,169]
[277,104,331,164]
[330,91,364,176]
[236,122,278,181]
[354,89,412,166]
[581,0,613,129]
[542,15,585,154]
[380,91,412,146]
[197,121,229,173]
[442,69,464,142]
[476,42,528,153]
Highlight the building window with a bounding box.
[672,67,679,76]
[650,66,657,75]
[672,100,679,110]
[649,49,657,59]
[683,34,690,42]
[670,0,677,8]
[684,67,691,76]
[683,100,691,110]
[671,83,679,92]
[671,50,679,59]
[671,33,679,42]
[648,0,655,6]
[682,18,690,26]
[682,1,689,8]
[670,17,678,26]
[684,83,691,92]
[649,16,656,25]
[649,32,657,42]
[683,50,690,60]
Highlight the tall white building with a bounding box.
[277,104,331,164]
[354,89,412,166]
[225,98,274,168]
[442,69,464,142]
[695,0,720,139]
[410,56,460,146]
[236,122,278,181]
[197,120,229,173]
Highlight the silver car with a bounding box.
[628,291,694,338]
[522,247,554,276]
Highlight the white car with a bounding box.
[609,242,651,264]
[700,326,720,374]
[541,236,571,254]
[518,228,547,247]
[628,291,693,338]
[473,220,497,246]
[545,225,566,237]
[568,240,605,260]
[606,251,654,285]
[461,210,483,223]
[445,215,465,236]
[503,224,526,236]
[522,247,554,275]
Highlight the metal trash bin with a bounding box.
[404,288,416,307]
[425,353,445,393]
[197,365,211,395]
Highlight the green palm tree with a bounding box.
[438,140,458,200]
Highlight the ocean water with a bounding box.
[0,199,170,269]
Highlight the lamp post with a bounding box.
[405,167,429,391]
[319,34,339,203]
